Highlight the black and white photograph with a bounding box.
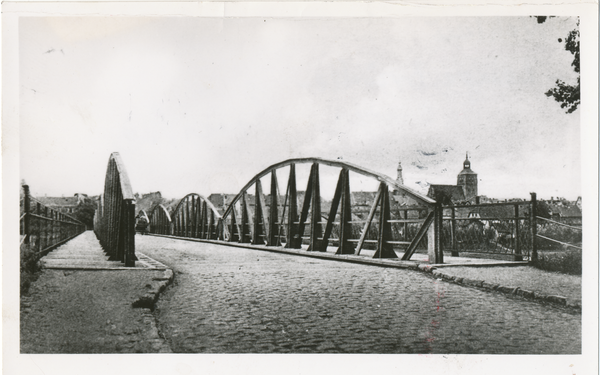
[4,1,598,374]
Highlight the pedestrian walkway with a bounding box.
[21,231,173,353]
[41,231,169,270]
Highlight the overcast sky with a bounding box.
[19,16,581,200]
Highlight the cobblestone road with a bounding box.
[136,235,581,354]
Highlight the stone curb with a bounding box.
[417,265,581,312]
[132,268,174,310]
[130,268,174,353]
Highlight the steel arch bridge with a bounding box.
[149,193,223,240]
[148,204,171,235]
[145,157,445,263]
[137,209,150,223]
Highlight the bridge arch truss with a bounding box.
[149,193,223,239]
[146,158,444,262]
[220,158,440,260]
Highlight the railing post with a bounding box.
[36,202,42,252]
[514,204,523,261]
[428,201,443,264]
[125,200,136,267]
[268,170,280,246]
[23,185,30,245]
[252,180,265,245]
[240,193,250,243]
[44,206,49,251]
[436,200,443,263]
[308,163,322,252]
[228,209,237,242]
[373,183,397,259]
[402,210,407,242]
[530,192,538,263]
[285,164,299,249]
[451,205,458,257]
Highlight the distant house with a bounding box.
[425,154,478,205]
[427,184,466,205]
[544,198,582,221]
[208,193,236,215]
[36,195,83,214]
[135,191,165,214]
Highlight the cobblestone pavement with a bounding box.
[137,236,581,354]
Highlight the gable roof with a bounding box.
[427,185,465,204]
[546,202,582,217]
[35,196,79,207]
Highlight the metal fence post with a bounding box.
[44,206,49,251]
[514,204,523,261]
[530,192,538,263]
[451,205,458,257]
[36,202,42,251]
[435,201,443,263]
[23,185,30,245]
[428,201,443,264]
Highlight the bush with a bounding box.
[537,223,582,251]
[532,248,582,275]
[20,243,41,295]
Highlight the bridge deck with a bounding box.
[148,234,528,269]
[41,231,168,270]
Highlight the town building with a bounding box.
[35,193,88,214]
[427,153,478,204]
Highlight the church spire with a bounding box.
[463,152,471,169]
[458,152,477,200]
[396,161,404,186]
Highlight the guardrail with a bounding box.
[535,215,582,250]
[441,199,533,261]
[93,152,136,267]
[20,185,86,255]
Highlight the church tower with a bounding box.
[457,153,478,201]
[396,161,404,186]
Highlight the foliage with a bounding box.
[20,243,41,295]
[532,248,582,275]
[536,16,580,113]
[535,201,552,219]
[537,222,582,251]
[74,196,96,229]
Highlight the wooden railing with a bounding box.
[93,152,136,266]
[20,185,86,254]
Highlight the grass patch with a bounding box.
[21,243,41,295]
[532,249,581,275]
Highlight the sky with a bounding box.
[19,16,582,200]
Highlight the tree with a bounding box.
[74,196,97,230]
[535,16,580,113]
